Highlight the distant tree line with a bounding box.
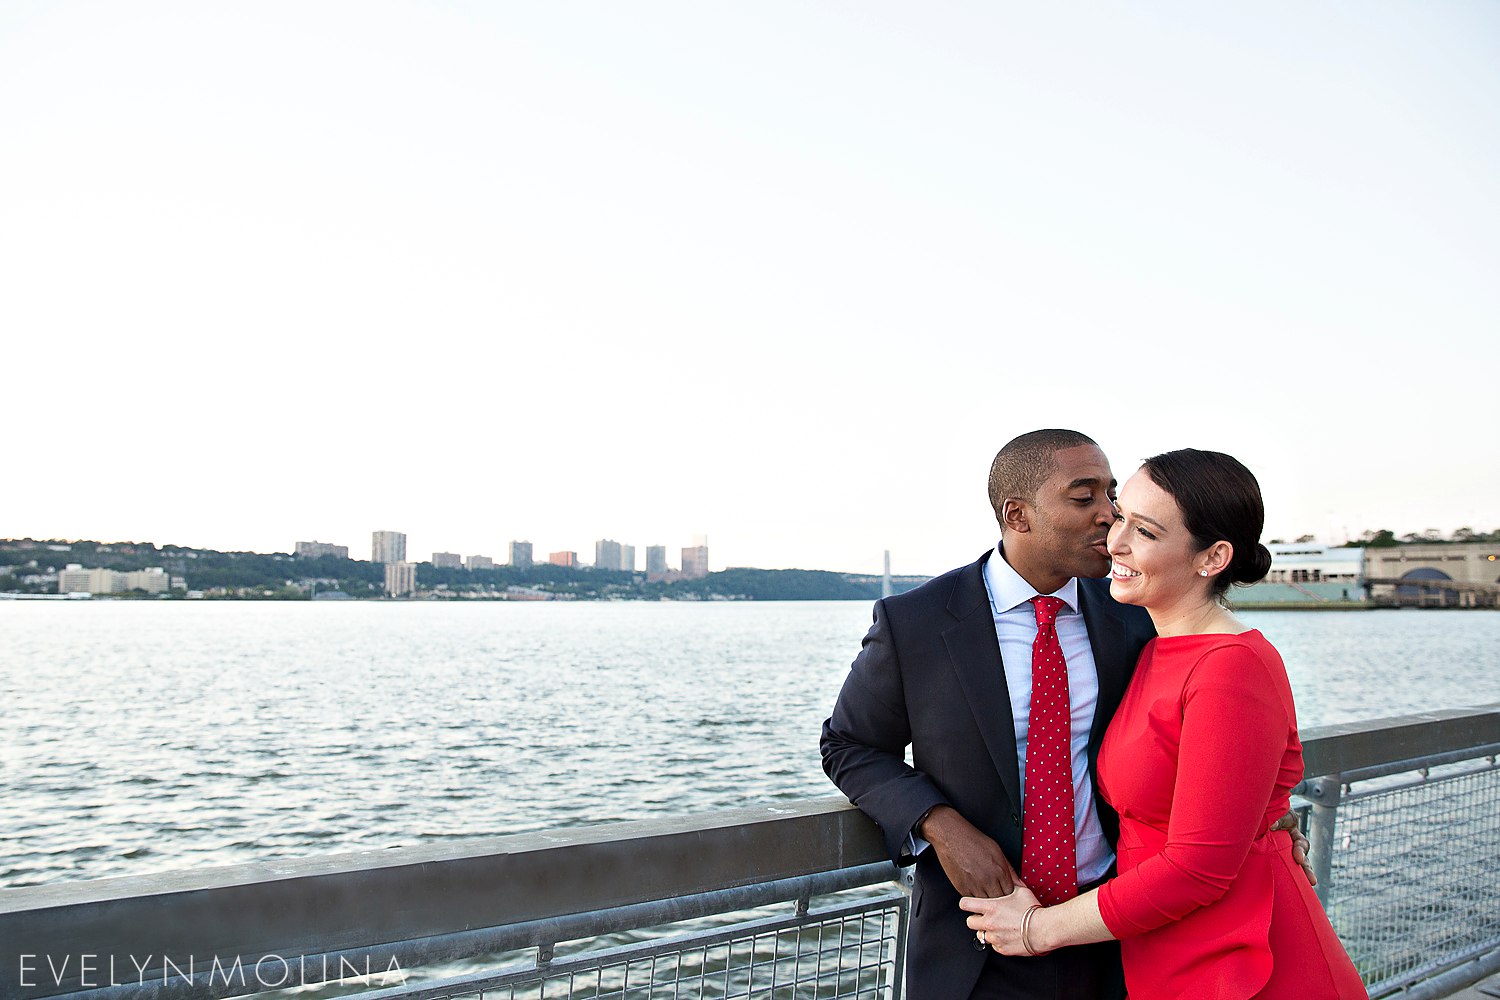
[1259,528,1499,548]
[653,568,889,601]
[1339,527,1500,548]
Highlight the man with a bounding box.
[821,429,1152,1000]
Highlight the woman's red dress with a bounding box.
[1096,630,1366,999]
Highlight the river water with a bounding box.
[1,600,1497,889]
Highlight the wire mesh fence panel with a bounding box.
[396,894,905,1000]
[1324,760,1500,997]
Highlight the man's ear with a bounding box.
[1002,498,1031,534]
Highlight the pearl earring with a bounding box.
[1199,570,1208,577]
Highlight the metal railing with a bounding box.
[0,802,904,1000]
[2,706,1497,1000]
[1298,705,1500,999]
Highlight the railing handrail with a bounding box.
[3,703,1497,999]
[1299,703,1499,777]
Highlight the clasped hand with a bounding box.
[960,882,1044,956]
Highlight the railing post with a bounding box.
[1305,774,1342,906]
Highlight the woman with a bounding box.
[961,449,1365,999]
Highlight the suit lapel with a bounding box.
[1078,580,1130,751]
[940,556,1023,815]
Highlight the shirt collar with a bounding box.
[983,543,1081,617]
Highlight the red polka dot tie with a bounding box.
[1022,596,1078,906]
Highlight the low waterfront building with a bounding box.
[1228,543,1365,607]
[57,565,92,594]
[1362,541,1500,607]
[466,554,494,571]
[294,540,349,559]
[372,530,406,565]
[57,564,171,595]
[549,551,578,568]
[1263,542,1364,585]
[431,552,462,569]
[384,561,417,597]
[510,541,534,568]
[1230,540,1500,608]
[123,568,170,593]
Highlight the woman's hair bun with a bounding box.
[1233,542,1273,585]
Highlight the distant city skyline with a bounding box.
[367,534,709,572]
[3,3,1495,576]
[9,491,1499,578]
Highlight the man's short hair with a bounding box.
[987,428,1098,519]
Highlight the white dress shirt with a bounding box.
[983,544,1114,884]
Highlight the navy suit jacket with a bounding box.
[821,553,1155,1000]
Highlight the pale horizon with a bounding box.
[4,2,1496,578]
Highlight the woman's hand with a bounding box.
[960,882,1045,956]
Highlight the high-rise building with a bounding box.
[431,552,462,569]
[295,541,349,560]
[384,561,417,597]
[646,545,668,575]
[466,554,494,571]
[681,535,709,579]
[549,551,578,567]
[621,544,636,573]
[372,530,406,564]
[595,539,623,571]
[509,541,533,568]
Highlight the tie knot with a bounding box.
[1031,595,1065,627]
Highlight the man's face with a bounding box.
[1023,444,1117,581]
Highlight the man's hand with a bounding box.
[1270,810,1317,886]
[918,805,1019,898]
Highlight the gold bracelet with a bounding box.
[1020,904,1043,957]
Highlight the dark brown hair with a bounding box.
[1141,448,1272,595]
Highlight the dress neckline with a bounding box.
[1153,628,1262,642]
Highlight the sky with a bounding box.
[3,2,1497,576]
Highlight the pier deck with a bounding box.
[1445,969,1500,999]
